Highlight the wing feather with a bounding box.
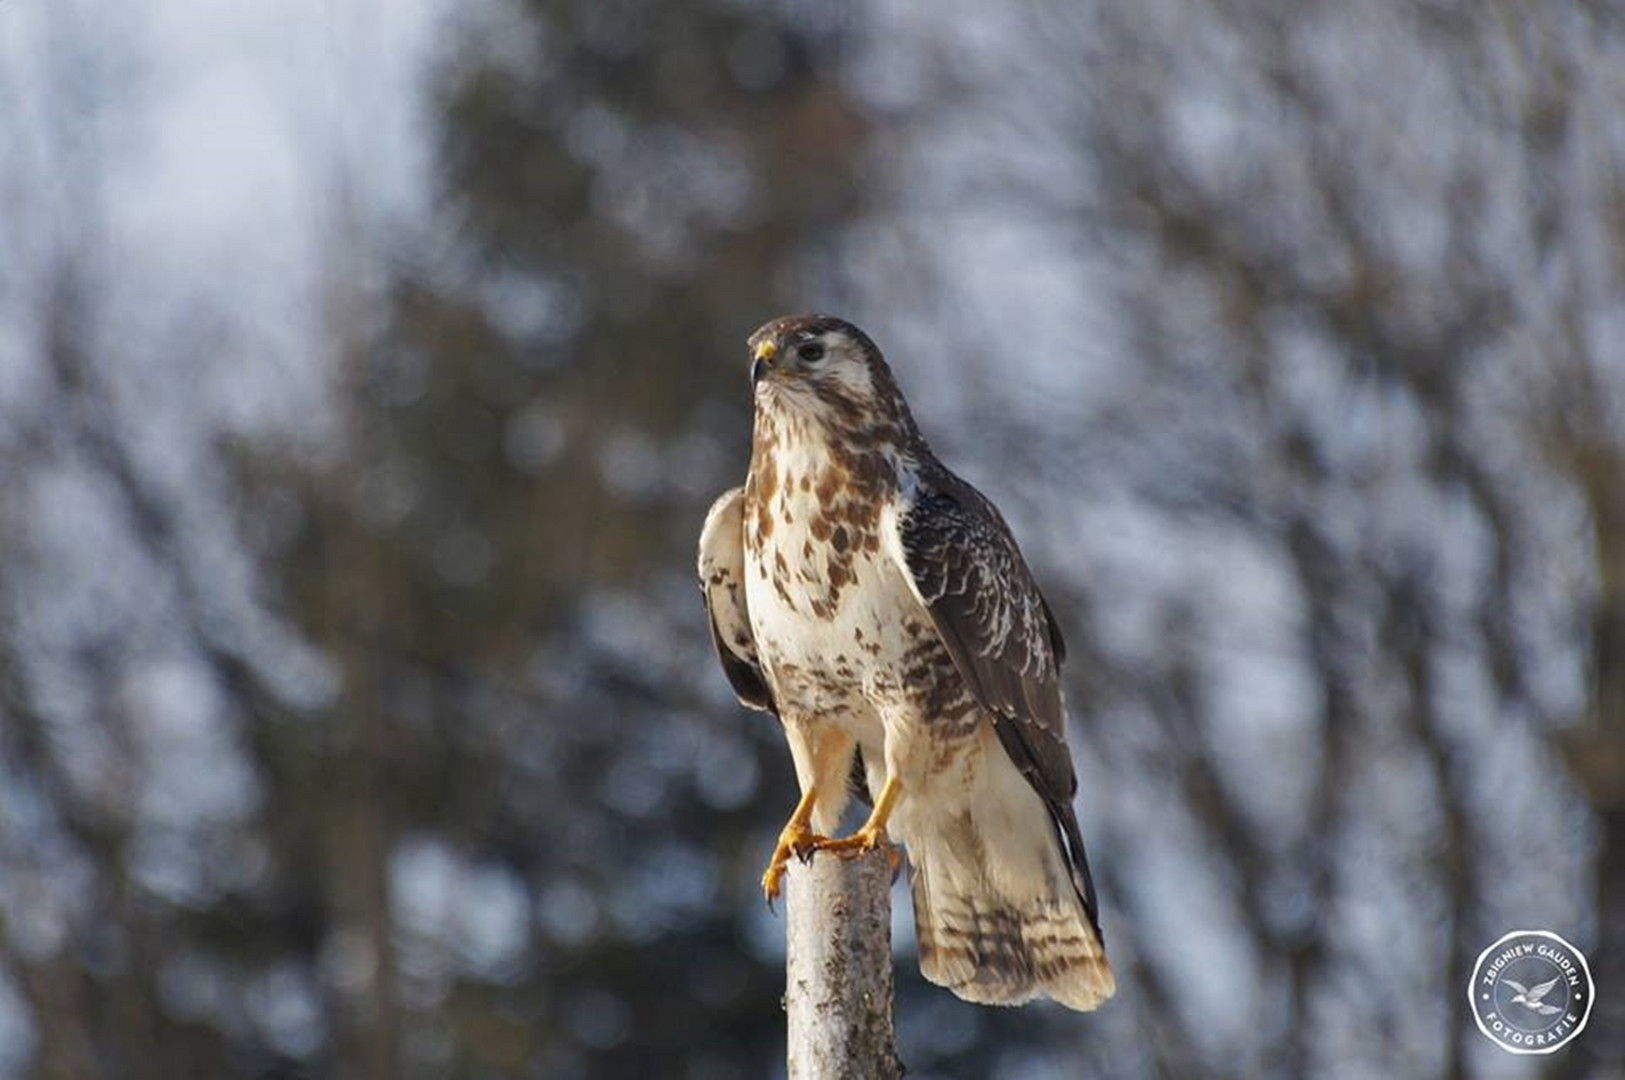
[1527,976,1562,1003]
[698,487,774,713]
[889,477,1101,935]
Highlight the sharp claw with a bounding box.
[804,828,890,859]
[761,858,787,910]
[763,877,784,911]
[761,827,842,904]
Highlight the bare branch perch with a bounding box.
[784,848,904,1080]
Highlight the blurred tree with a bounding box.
[1,1,1622,1079]
[0,1,889,1077]
[834,2,1625,1076]
[253,4,881,1077]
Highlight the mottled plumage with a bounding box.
[698,315,1114,1010]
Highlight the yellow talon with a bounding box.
[805,775,903,865]
[762,777,906,902]
[762,787,827,906]
[762,828,823,904]
[805,825,889,857]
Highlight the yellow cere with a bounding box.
[754,339,778,362]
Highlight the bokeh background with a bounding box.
[1,2,1622,1078]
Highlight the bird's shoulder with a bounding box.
[699,486,746,561]
[890,457,1070,707]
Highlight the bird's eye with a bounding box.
[797,342,826,363]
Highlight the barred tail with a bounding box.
[909,832,1115,1011]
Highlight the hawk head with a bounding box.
[746,314,912,431]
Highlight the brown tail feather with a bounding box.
[911,850,1115,1011]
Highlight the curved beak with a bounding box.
[750,339,777,384]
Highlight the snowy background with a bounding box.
[0,2,1621,1078]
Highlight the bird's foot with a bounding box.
[805,825,901,869]
[761,822,831,907]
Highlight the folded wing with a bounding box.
[698,487,774,713]
[889,477,1101,936]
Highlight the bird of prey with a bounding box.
[697,314,1114,1010]
[1506,977,1564,1016]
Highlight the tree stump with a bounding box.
[784,847,905,1080]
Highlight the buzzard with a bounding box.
[698,315,1114,1010]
